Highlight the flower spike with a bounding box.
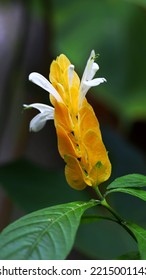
[25,50,111,189]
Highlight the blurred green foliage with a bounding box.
[52,0,146,124]
[0,159,91,212]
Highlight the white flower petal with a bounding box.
[80,62,99,97]
[29,112,51,132]
[88,62,99,80]
[81,50,96,84]
[68,64,74,87]
[24,103,54,132]
[29,72,63,103]
[79,50,106,107]
[23,103,54,116]
[83,77,106,87]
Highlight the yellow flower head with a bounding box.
[24,50,111,190]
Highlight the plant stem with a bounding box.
[94,185,104,200]
[101,199,123,223]
[94,186,137,242]
[100,198,137,243]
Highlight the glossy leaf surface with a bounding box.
[0,200,98,260]
[107,174,146,190]
[127,223,146,260]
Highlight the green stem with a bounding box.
[101,199,123,223]
[94,185,104,200]
[94,186,137,243]
[100,198,137,243]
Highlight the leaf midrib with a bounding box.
[24,202,87,259]
[5,202,90,259]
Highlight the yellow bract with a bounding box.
[49,54,80,112]
[49,54,111,190]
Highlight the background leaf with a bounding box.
[126,223,146,260]
[0,159,91,212]
[105,188,146,202]
[53,0,146,124]
[117,251,140,260]
[0,200,97,260]
[75,219,137,259]
[107,174,146,190]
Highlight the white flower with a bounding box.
[24,103,54,132]
[24,72,64,132]
[79,50,106,107]
[29,72,63,103]
[25,50,106,132]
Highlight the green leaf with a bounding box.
[81,214,116,224]
[0,200,98,260]
[75,219,137,260]
[105,188,146,202]
[107,174,146,190]
[126,223,146,260]
[117,251,140,260]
